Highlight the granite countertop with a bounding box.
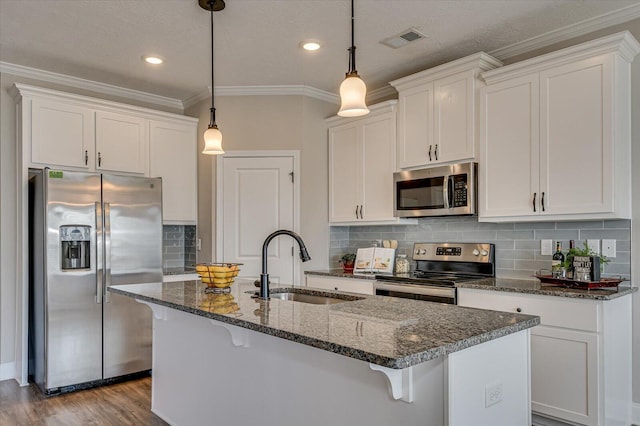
[306,270,636,301]
[457,277,637,300]
[162,266,197,276]
[304,269,381,280]
[109,279,539,369]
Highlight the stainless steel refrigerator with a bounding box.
[29,168,162,394]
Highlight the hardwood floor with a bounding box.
[0,377,168,425]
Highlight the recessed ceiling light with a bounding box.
[143,55,163,65]
[300,40,321,51]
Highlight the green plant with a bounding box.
[562,241,609,270]
[339,253,356,263]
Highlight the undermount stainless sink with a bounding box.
[264,289,364,305]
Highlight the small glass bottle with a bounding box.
[551,241,565,278]
[394,254,410,274]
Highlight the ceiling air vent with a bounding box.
[380,28,427,49]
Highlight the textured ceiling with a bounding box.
[1,0,639,102]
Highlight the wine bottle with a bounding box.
[551,241,565,277]
[566,240,576,278]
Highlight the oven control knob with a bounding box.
[418,249,426,255]
[472,249,480,256]
[481,249,489,256]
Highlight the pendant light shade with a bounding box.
[338,0,369,117]
[203,124,224,155]
[338,72,368,117]
[200,0,225,155]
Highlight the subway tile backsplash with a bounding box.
[162,225,197,269]
[329,218,631,281]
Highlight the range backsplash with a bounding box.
[162,225,197,269]
[330,218,631,281]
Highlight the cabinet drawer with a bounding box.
[458,288,599,332]
[305,275,374,295]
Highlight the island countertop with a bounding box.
[109,279,539,369]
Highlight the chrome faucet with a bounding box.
[259,230,311,299]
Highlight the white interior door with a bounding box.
[219,154,297,285]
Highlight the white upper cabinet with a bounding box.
[149,120,198,224]
[30,98,95,170]
[96,111,148,174]
[479,31,640,222]
[13,84,199,224]
[391,53,502,169]
[327,101,410,225]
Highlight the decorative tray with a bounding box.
[534,275,626,289]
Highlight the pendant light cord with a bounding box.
[209,1,216,127]
[349,0,356,74]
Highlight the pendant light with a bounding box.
[337,0,369,117]
[200,0,225,155]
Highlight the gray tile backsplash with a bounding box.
[162,225,197,269]
[329,218,631,281]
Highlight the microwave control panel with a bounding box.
[452,175,468,207]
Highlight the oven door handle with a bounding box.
[374,281,456,298]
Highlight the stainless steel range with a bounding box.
[374,242,495,304]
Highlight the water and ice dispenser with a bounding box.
[60,225,91,270]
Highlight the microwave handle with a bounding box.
[443,176,452,209]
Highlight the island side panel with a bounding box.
[446,329,531,426]
[150,305,446,426]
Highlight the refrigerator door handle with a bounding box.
[95,202,103,304]
[104,202,112,303]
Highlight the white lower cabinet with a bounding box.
[457,288,632,426]
[305,275,374,295]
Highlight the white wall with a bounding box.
[190,94,335,279]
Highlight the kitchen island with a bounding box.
[110,280,539,426]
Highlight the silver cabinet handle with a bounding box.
[104,202,111,303]
[95,202,103,304]
[428,145,432,161]
[541,192,545,212]
[434,144,438,161]
[85,150,89,166]
[98,152,102,167]
[532,193,537,212]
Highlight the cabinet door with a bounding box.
[149,120,197,223]
[531,326,599,426]
[540,56,613,215]
[479,74,540,218]
[361,113,396,221]
[433,71,475,164]
[329,124,361,222]
[30,98,94,169]
[96,111,147,174]
[396,84,433,169]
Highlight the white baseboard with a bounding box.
[0,362,16,381]
[633,402,640,425]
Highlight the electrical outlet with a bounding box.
[196,238,202,251]
[602,239,616,258]
[485,382,503,407]
[541,239,553,256]
[587,239,600,255]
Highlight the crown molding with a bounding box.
[367,85,398,104]
[482,31,640,85]
[489,3,640,60]
[0,61,184,111]
[183,85,339,109]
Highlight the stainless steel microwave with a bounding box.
[393,162,477,217]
